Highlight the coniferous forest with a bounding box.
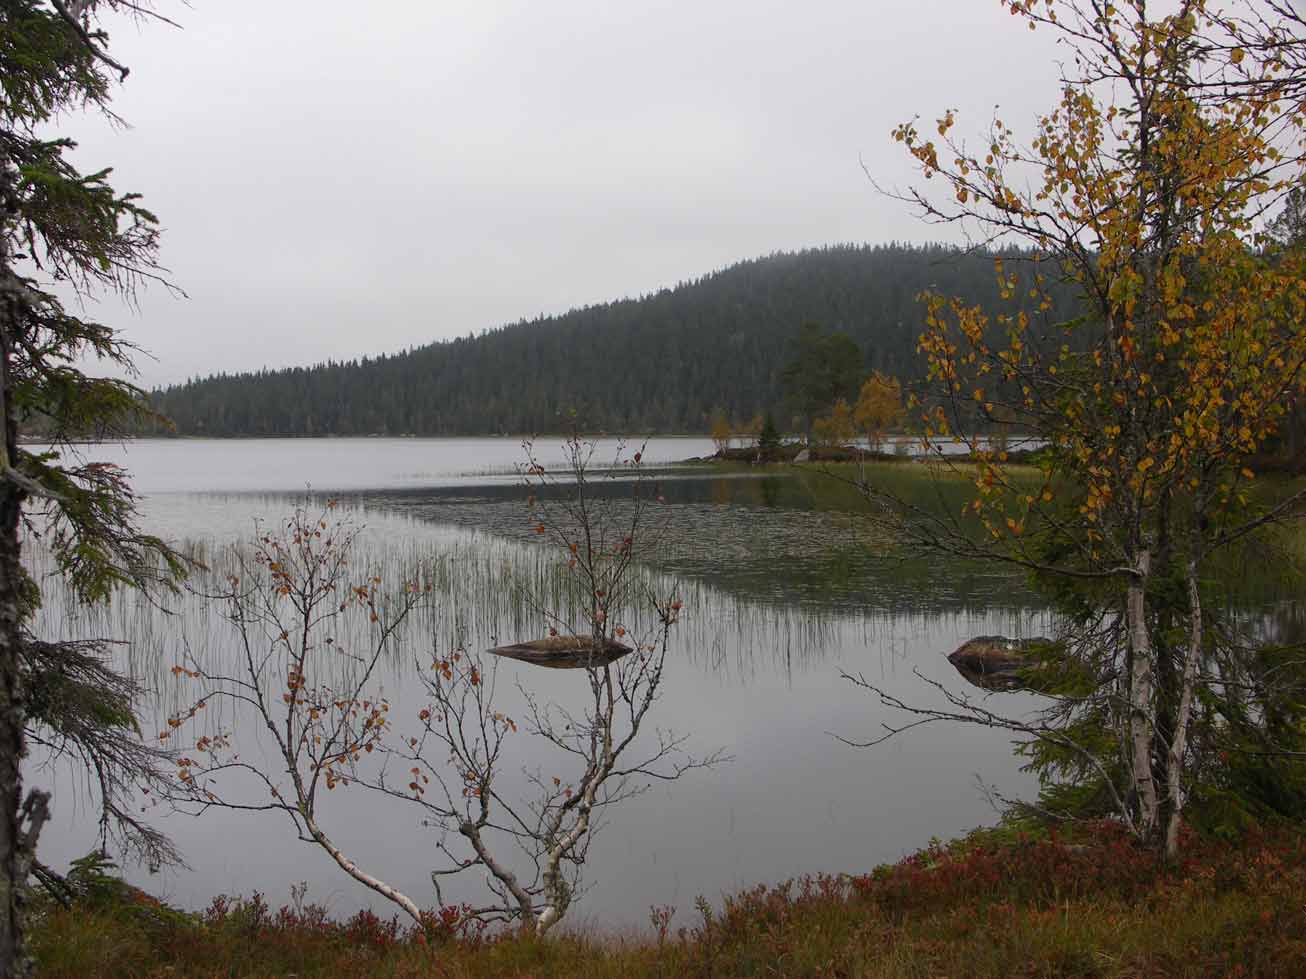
[149,243,1083,436]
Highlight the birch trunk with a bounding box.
[1164,553,1203,858]
[1127,548,1159,837]
[303,813,423,926]
[537,798,590,936]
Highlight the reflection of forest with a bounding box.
[342,467,1047,620]
[1271,604,1306,645]
[35,472,1301,697]
[27,508,1039,700]
[281,467,1304,685]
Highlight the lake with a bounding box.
[27,437,1049,932]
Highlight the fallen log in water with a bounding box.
[486,636,634,669]
[947,635,1052,692]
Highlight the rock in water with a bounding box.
[947,636,1047,692]
[486,636,634,669]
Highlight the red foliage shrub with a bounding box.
[200,889,484,954]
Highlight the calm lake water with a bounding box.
[28,437,1048,932]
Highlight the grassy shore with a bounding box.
[31,822,1306,977]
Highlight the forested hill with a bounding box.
[150,243,1084,436]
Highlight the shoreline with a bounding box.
[33,821,1306,977]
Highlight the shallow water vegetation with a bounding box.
[153,437,727,937]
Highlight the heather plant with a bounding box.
[34,822,1306,977]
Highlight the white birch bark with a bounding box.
[1127,548,1159,835]
[303,812,423,925]
[1164,553,1203,858]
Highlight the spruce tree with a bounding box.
[0,3,183,971]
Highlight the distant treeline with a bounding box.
[146,243,1086,437]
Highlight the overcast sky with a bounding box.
[60,1,1064,388]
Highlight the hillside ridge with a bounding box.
[150,243,1082,436]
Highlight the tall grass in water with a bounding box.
[24,501,992,720]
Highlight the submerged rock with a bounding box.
[947,636,1051,692]
[486,636,634,669]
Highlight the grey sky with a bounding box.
[62,1,1063,389]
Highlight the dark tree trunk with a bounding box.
[0,166,42,979]
[0,476,27,977]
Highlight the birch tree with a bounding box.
[853,371,903,452]
[169,439,720,935]
[853,0,1306,855]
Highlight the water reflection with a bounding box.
[29,501,1046,696]
[25,439,1055,929]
